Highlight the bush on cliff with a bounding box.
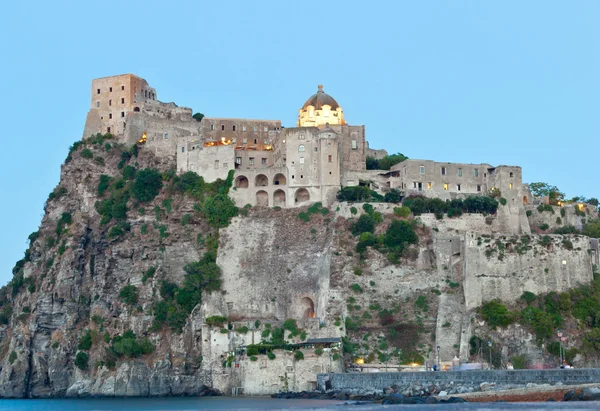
[384,220,418,252]
[74,351,89,370]
[131,168,163,203]
[403,195,498,216]
[119,285,138,305]
[480,300,515,329]
[351,214,376,236]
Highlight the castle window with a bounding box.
[232,138,236,143]
[243,125,247,132]
[223,163,228,168]
[351,140,357,150]
[509,183,513,189]
[509,172,514,178]
[181,147,185,153]
[121,112,125,118]
[249,157,254,165]
[164,133,168,139]
[121,98,125,104]
[107,127,111,133]
[314,147,318,152]
[109,113,113,119]
[261,158,267,166]
[97,89,100,94]
[301,175,304,179]
[243,138,247,144]
[221,125,225,131]
[235,157,242,165]
[264,127,268,132]
[419,166,425,175]
[484,173,487,177]
[477,185,481,192]
[210,124,214,130]
[109,100,112,106]
[233,125,236,131]
[298,145,305,152]
[254,139,257,144]
[418,182,422,191]
[109,87,113,92]
[264,140,268,144]
[121,85,124,91]
[427,182,432,189]
[443,183,448,191]
[474,169,479,177]
[299,133,305,140]
[254,126,257,132]
[441,167,447,176]
[458,168,463,177]
[96,101,100,108]
[328,155,332,163]
[299,157,305,164]
[214,160,219,169]
[457,184,461,191]
[413,182,417,188]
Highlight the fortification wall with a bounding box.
[213,349,343,395]
[526,204,599,233]
[463,233,594,309]
[206,210,334,322]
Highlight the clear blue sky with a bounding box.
[0,1,598,286]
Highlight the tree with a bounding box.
[384,220,418,251]
[528,182,564,203]
[366,153,408,170]
[351,214,375,236]
[583,220,600,238]
[192,113,204,122]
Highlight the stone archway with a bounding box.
[255,174,268,187]
[273,173,287,186]
[295,188,310,204]
[273,189,286,207]
[523,196,528,205]
[256,190,269,207]
[235,176,249,188]
[133,107,140,112]
[300,297,315,318]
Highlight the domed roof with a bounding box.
[302,85,340,110]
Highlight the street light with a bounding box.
[436,345,440,370]
[488,341,492,369]
[557,330,563,364]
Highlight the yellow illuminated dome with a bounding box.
[297,85,346,128]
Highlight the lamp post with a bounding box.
[557,330,563,364]
[487,341,492,369]
[436,345,440,370]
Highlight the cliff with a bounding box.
[0,134,599,398]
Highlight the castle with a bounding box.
[82,74,531,209]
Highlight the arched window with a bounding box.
[298,145,305,152]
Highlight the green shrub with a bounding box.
[539,223,549,231]
[119,285,138,305]
[332,353,340,361]
[350,206,358,215]
[235,326,249,334]
[205,315,228,327]
[250,355,258,361]
[78,329,93,350]
[47,186,68,202]
[122,165,136,180]
[8,351,17,364]
[499,197,507,206]
[362,203,374,215]
[109,330,154,359]
[315,348,324,356]
[80,148,93,159]
[511,354,527,369]
[267,351,276,360]
[556,217,562,225]
[526,210,532,217]
[142,266,156,284]
[294,350,304,361]
[394,206,411,218]
[366,153,408,170]
[415,295,429,312]
[537,204,555,214]
[520,291,537,304]
[181,214,191,226]
[480,300,514,328]
[131,169,163,203]
[74,351,89,370]
[562,239,574,250]
[350,283,364,293]
[384,189,402,203]
[384,220,418,252]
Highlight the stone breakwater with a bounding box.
[317,369,600,395]
[271,390,467,405]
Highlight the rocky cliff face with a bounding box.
[0,135,598,398]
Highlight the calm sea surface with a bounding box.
[1,397,600,411]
